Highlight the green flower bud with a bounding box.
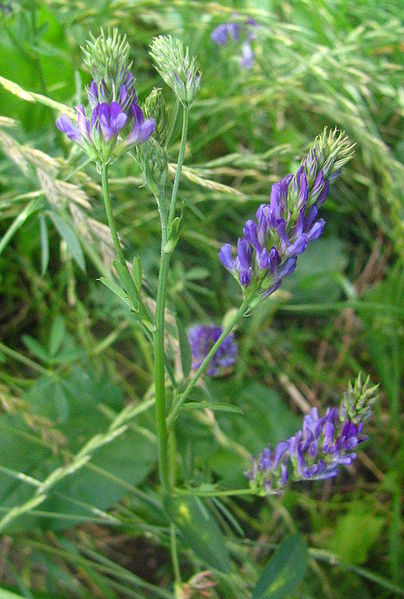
[82,28,133,102]
[136,138,168,197]
[340,373,379,425]
[149,36,201,108]
[144,88,167,146]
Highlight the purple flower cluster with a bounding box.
[57,74,155,163]
[220,129,355,298]
[188,324,237,376]
[211,16,258,69]
[246,406,368,495]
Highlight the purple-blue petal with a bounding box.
[56,115,81,142]
[219,243,235,272]
[306,218,326,242]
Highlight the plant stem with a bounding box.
[152,105,190,498]
[101,164,128,271]
[0,341,50,377]
[102,164,148,319]
[152,107,190,586]
[165,98,180,149]
[170,523,182,586]
[154,245,171,494]
[167,299,250,428]
[168,432,181,586]
[168,108,189,228]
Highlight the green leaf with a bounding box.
[22,335,50,363]
[0,588,27,599]
[39,214,49,275]
[327,504,385,565]
[183,401,244,415]
[132,255,142,293]
[252,533,309,599]
[49,316,65,356]
[283,237,348,303]
[185,267,210,281]
[49,213,85,272]
[165,495,231,572]
[113,261,139,311]
[54,382,69,423]
[176,316,192,378]
[164,216,182,253]
[363,264,403,423]
[0,366,157,533]
[98,277,130,307]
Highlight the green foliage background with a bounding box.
[0,0,403,597]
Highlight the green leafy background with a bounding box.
[0,0,403,597]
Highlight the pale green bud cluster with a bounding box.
[340,373,379,424]
[136,138,168,198]
[144,87,167,147]
[149,36,201,108]
[82,28,133,101]
[312,127,356,179]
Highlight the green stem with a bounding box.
[168,433,181,587]
[168,108,189,228]
[165,98,180,150]
[0,341,50,377]
[152,105,190,498]
[170,523,182,587]
[167,299,250,428]
[101,164,128,270]
[152,107,190,588]
[101,164,146,318]
[154,246,171,494]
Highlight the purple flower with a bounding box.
[56,114,81,142]
[92,102,128,140]
[219,129,355,299]
[246,397,371,495]
[211,16,258,70]
[124,103,156,145]
[56,77,155,163]
[188,325,237,376]
[219,244,235,272]
[239,42,255,69]
[211,24,231,46]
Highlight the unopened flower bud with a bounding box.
[82,28,134,103]
[340,373,379,424]
[136,138,168,197]
[144,87,167,146]
[149,36,201,108]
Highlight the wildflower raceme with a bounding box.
[220,129,355,299]
[56,29,155,166]
[246,375,378,495]
[188,324,237,376]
